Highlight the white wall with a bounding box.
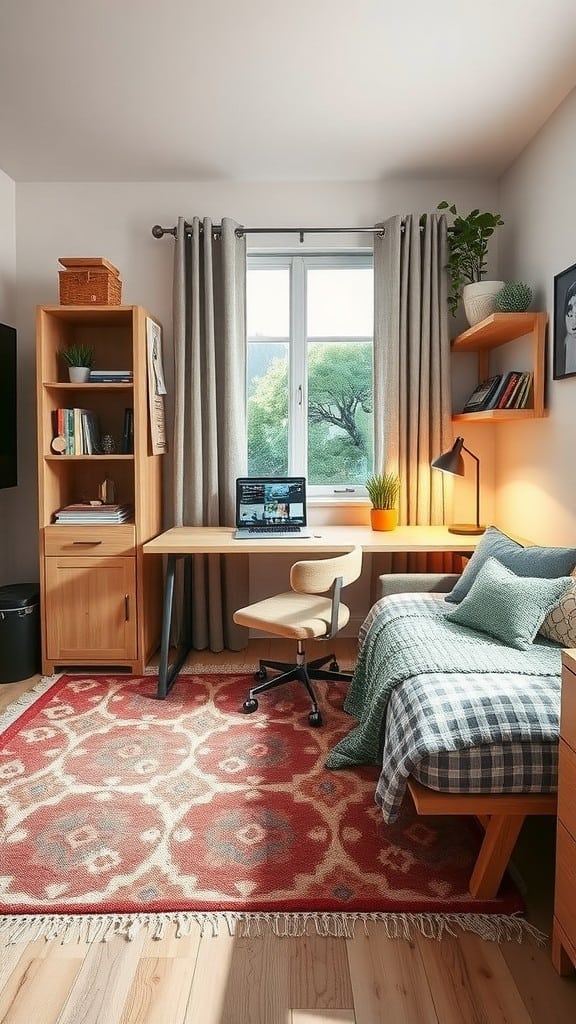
[0,169,18,585]
[12,176,500,593]
[497,87,576,545]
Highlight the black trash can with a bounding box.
[0,583,41,683]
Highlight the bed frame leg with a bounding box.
[469,814,525,898]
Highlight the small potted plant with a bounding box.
[437,201,504,325]
[59,344,95,383]
[365,471,400,531]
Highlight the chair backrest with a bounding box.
[290,546,363,595]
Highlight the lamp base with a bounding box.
[448,523,486,536]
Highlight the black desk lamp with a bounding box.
[431,436,485,535]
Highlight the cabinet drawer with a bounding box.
[558,738,576,842]
[561,665,576,752]
[555,822,576,945]
[44,524,136,556]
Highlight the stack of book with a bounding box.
[462,371,533,413]
[53,407,101,454]
[89,369,133,384]
[54,502,133,524]
[53,405,101,454]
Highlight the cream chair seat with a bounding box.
[233,546,363,726]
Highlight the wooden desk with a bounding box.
[144,525,479,698]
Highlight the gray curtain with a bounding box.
[373,212,455,575]
[172,216,248,651]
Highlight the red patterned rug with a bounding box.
[0,673,530,944]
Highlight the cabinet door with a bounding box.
[45,555,137,661]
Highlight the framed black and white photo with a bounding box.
[553,261,576,379]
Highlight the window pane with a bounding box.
[307,267,373,337]
[307,341,373,485]
[247,341,289,476]
[247,268,290,338]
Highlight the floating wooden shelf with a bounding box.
[452,311,548,421]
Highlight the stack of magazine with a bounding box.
[462,371,533,413]
[89,369,133,384]
[54,502,133,524]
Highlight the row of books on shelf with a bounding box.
[51,407,134,455]
[462,370,533,413]
[53,502,133,524]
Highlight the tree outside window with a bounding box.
[246,254,374,491]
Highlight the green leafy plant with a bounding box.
[495,281,532,312]
[58,344,95,368]
[365,471,400,509]
[437,202,504,316]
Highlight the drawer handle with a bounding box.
[72,540,103,545]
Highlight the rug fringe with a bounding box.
[0,911,547,947]
[0,675,61,731]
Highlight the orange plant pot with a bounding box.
[370,508,398,532]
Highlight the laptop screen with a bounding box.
[235,477,307,528]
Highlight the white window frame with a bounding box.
[246,250,373,500]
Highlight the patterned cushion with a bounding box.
[446,526,576,603]
[445,556,573,650]
[539,568,576,646]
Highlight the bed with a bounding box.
[325,531,576,897]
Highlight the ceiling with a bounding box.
[1,0,576,184]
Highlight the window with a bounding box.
[246,253,374,495]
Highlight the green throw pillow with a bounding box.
[446,525,576,603]
[445,556,573,650]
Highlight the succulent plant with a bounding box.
[495,281,533,313]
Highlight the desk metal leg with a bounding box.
[157,553,192,699]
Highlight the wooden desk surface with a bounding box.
[143,524,480,556]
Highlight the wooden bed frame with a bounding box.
[407,777,557,899]
[376,573,560,899]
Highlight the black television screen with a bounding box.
[0,323,17,489]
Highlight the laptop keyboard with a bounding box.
[247,525,302,535]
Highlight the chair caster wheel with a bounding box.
[243,698,259,714]
[254,668,267,682]
[329,660,340,672]
[308,710,323,727]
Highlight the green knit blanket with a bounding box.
[325,599,562,770]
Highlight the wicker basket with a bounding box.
[58,257,122,305]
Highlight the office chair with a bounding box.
[233,546,362,726]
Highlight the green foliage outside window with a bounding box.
[247,342,373,484]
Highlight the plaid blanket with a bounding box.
[325,595,562,820]
[376,667,560,822]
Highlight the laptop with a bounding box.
[234,476,313,539]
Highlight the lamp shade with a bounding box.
[430,436,465,477]
[431,436,485,535]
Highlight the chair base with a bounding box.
[242,649,353,727]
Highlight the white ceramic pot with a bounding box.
[462,281,505,327]
[68,366,91,383]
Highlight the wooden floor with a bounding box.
[1,639,576,1024]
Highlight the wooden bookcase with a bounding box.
[36,305,164,675]
[452,311,548,422]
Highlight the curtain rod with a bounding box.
[152,223,385,243]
